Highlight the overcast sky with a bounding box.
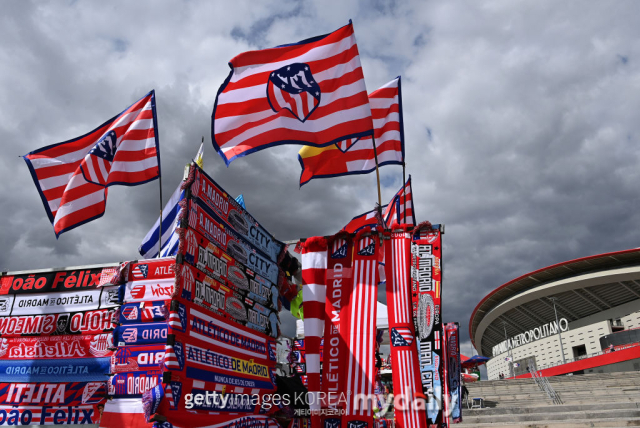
[2,0,640,352]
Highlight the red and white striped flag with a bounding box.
[23,91,160,237]
[212,21,374,165]
[300,237,328,428]
[385,229,428,428]
[298,77,405,186]
[385,176,416,226]
[344,231,380,426]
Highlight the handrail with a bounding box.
[528,358,563,405]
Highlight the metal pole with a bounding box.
[158,174,163,258]
[549,297,567,365]
[502,322,514,378]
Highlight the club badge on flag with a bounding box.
[298,77,405,186]
[23,91,161,237]
[211,21,374,165]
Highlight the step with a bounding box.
[461,408,640,425]
[458,416,640,427]
[462,402,640,417]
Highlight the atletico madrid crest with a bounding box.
[267,63,321,122]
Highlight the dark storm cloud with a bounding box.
[2,0,640,350]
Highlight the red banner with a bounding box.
[0,333,112,360]
[125,258,176,282]
[322,235,353,412]
[0,381,106,406]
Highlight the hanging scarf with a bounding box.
[116,300,171,325]
[108,369,163,397]
[0,286,119,317]
[344,229,381,428]
[185,200,279,284]
[0,265,121,295]
[300,236,327,428]
[443,322,462,424]
[384,227,427,428]
[0,357,110,383]
[178,227,279,309]
[410,224,443,427]
[322,234,353,415]
[163,332,277,392]
[119,279,175,304]
[0,403,105,425]
[187,164,285,263]
[173,264,279,338]
[111,344,166,374]
[0,381,106,406]
[167,299,276,363]
[113,323,168,346]
[0,333,113,360]
[100,397,154,428]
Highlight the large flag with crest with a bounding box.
[298,76,405,186]
[23,91,160,237]
[211,21,374,165]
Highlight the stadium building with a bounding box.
[469,248,640,380]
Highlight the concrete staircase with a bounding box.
[459,371,640,427]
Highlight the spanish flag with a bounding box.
[298,77,405,186]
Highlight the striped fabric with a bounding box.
[23,91,160,237]
[345,232,379,425]
[139,183,185,259]
[300,237,328,426]
[342,204,389,234]
[385,176,416,226]
[212,22,373,165]
[298,77,405,186]
[385,230,428,428]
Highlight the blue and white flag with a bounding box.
[139,184,185,259]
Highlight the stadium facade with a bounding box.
[469,249,640,380]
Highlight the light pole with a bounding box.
[502,321,514,378]
[549,297,567,365]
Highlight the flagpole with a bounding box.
[371,137,382,214]
[158,174,163,258]
[402,162,407,223]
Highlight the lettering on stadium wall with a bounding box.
[492,318,570,357]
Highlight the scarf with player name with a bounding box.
[411,223,443,427]
[0,403,104,425]
[174,264,280,338]
[321,234,354,417]
[0,333,113,360]
[384,226,428,428]
[344,228,381,428]
[0,286,120,317]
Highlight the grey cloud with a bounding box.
[1,0,640,349]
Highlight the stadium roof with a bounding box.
[470,248,640,357]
